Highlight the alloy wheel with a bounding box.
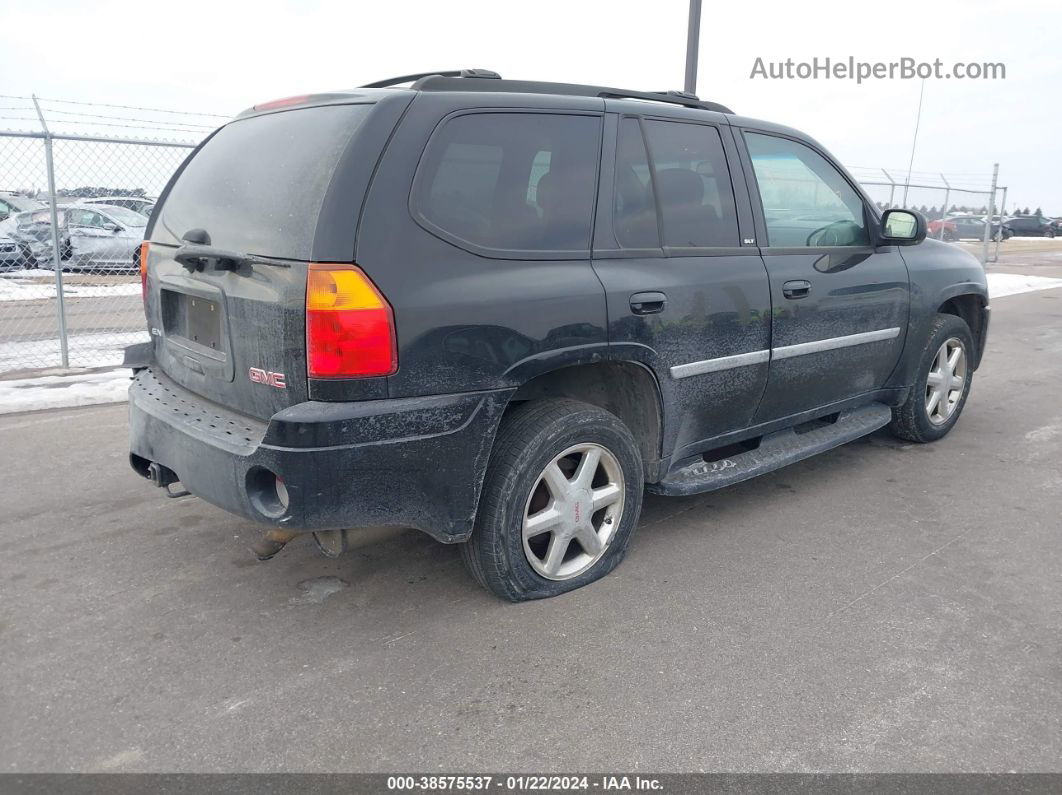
[925,337,967,425]
[522,443,625,581]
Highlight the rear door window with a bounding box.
[156,104,372,260]
[413,112,602,253]
[642,120,740,248]
[613,118,660,249]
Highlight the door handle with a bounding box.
[630,291,667,315]
[782,280,812,299]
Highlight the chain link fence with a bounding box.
[849,166,1007,262]
[1,95,207,375]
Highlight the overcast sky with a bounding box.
[3,0,1059,212]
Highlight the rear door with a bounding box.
[145,101,385,420]
[736,129,910,423]
[592,108,772,462]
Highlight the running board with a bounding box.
[649,403,893,497]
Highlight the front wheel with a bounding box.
[889,313,975,443]
[461,399,643,601]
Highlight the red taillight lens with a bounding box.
[139,241,150,304]
[306,263,397,378]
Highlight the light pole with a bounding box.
[902,79,925,208]
[685,0,702,94]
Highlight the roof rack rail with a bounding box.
[360,69,501,89]
[411,76,733,114]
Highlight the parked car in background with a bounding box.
[1005,215,1056,237]
[0,192,44,226]
[0,233,32,270]
[942,214,1010,241]
[927,218,958,241]
[30,204,147,272]
[0,195,46,268]
[79,196,156,218]
[7,208,70,268]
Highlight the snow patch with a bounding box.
[986,272,1062,298]
[0,330,149,373]
[0,272,140,302]
[0,368,132,415]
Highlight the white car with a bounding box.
[0,192,45,237]
[35,205,147,272]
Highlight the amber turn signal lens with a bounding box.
[305,264,397,379]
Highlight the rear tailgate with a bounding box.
[144,244,309,420]
[143,100,391,420]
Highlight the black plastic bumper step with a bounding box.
[650,402,893,497]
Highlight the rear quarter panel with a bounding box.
[354,92,610,399]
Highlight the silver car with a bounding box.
[36,204,147,272]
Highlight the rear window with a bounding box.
[413,112,601,253]
[156,104,372,260]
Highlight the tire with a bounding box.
[1047,229,1056,238]
[461,398,644,601]
[889,313,975,443]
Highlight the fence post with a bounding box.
[31,95,69,369]
[881,169,896,208]
[992,186,1007,263]
[981,163,999,266]
[939,174,951,240]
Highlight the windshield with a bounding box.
[157,104,373,260]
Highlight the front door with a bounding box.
[592,111,772,462]
[737,130,910,423]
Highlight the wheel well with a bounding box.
[938,294,987,368]
[506,362,663,482]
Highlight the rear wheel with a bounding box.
[461,399,643,601]
[889,313,974,443]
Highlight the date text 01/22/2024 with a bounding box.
[386,776,663,791]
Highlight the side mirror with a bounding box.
[880,209,926,245]
[102,222,120,233]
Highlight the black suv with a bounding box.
[128,71,989,601]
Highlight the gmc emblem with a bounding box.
[248,367,286,389]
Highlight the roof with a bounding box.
[239,69,735,118]
[388,72,734,115]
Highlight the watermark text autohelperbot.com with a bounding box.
[750,57,1006,83]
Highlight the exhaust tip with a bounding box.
[246,466,290,519]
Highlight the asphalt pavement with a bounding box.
[1,261,1060,773]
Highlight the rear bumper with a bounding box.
[129,367,510,541]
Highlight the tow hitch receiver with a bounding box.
[146,461,190,498]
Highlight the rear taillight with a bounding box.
[139,241,150,304]
[305,263,397,378]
